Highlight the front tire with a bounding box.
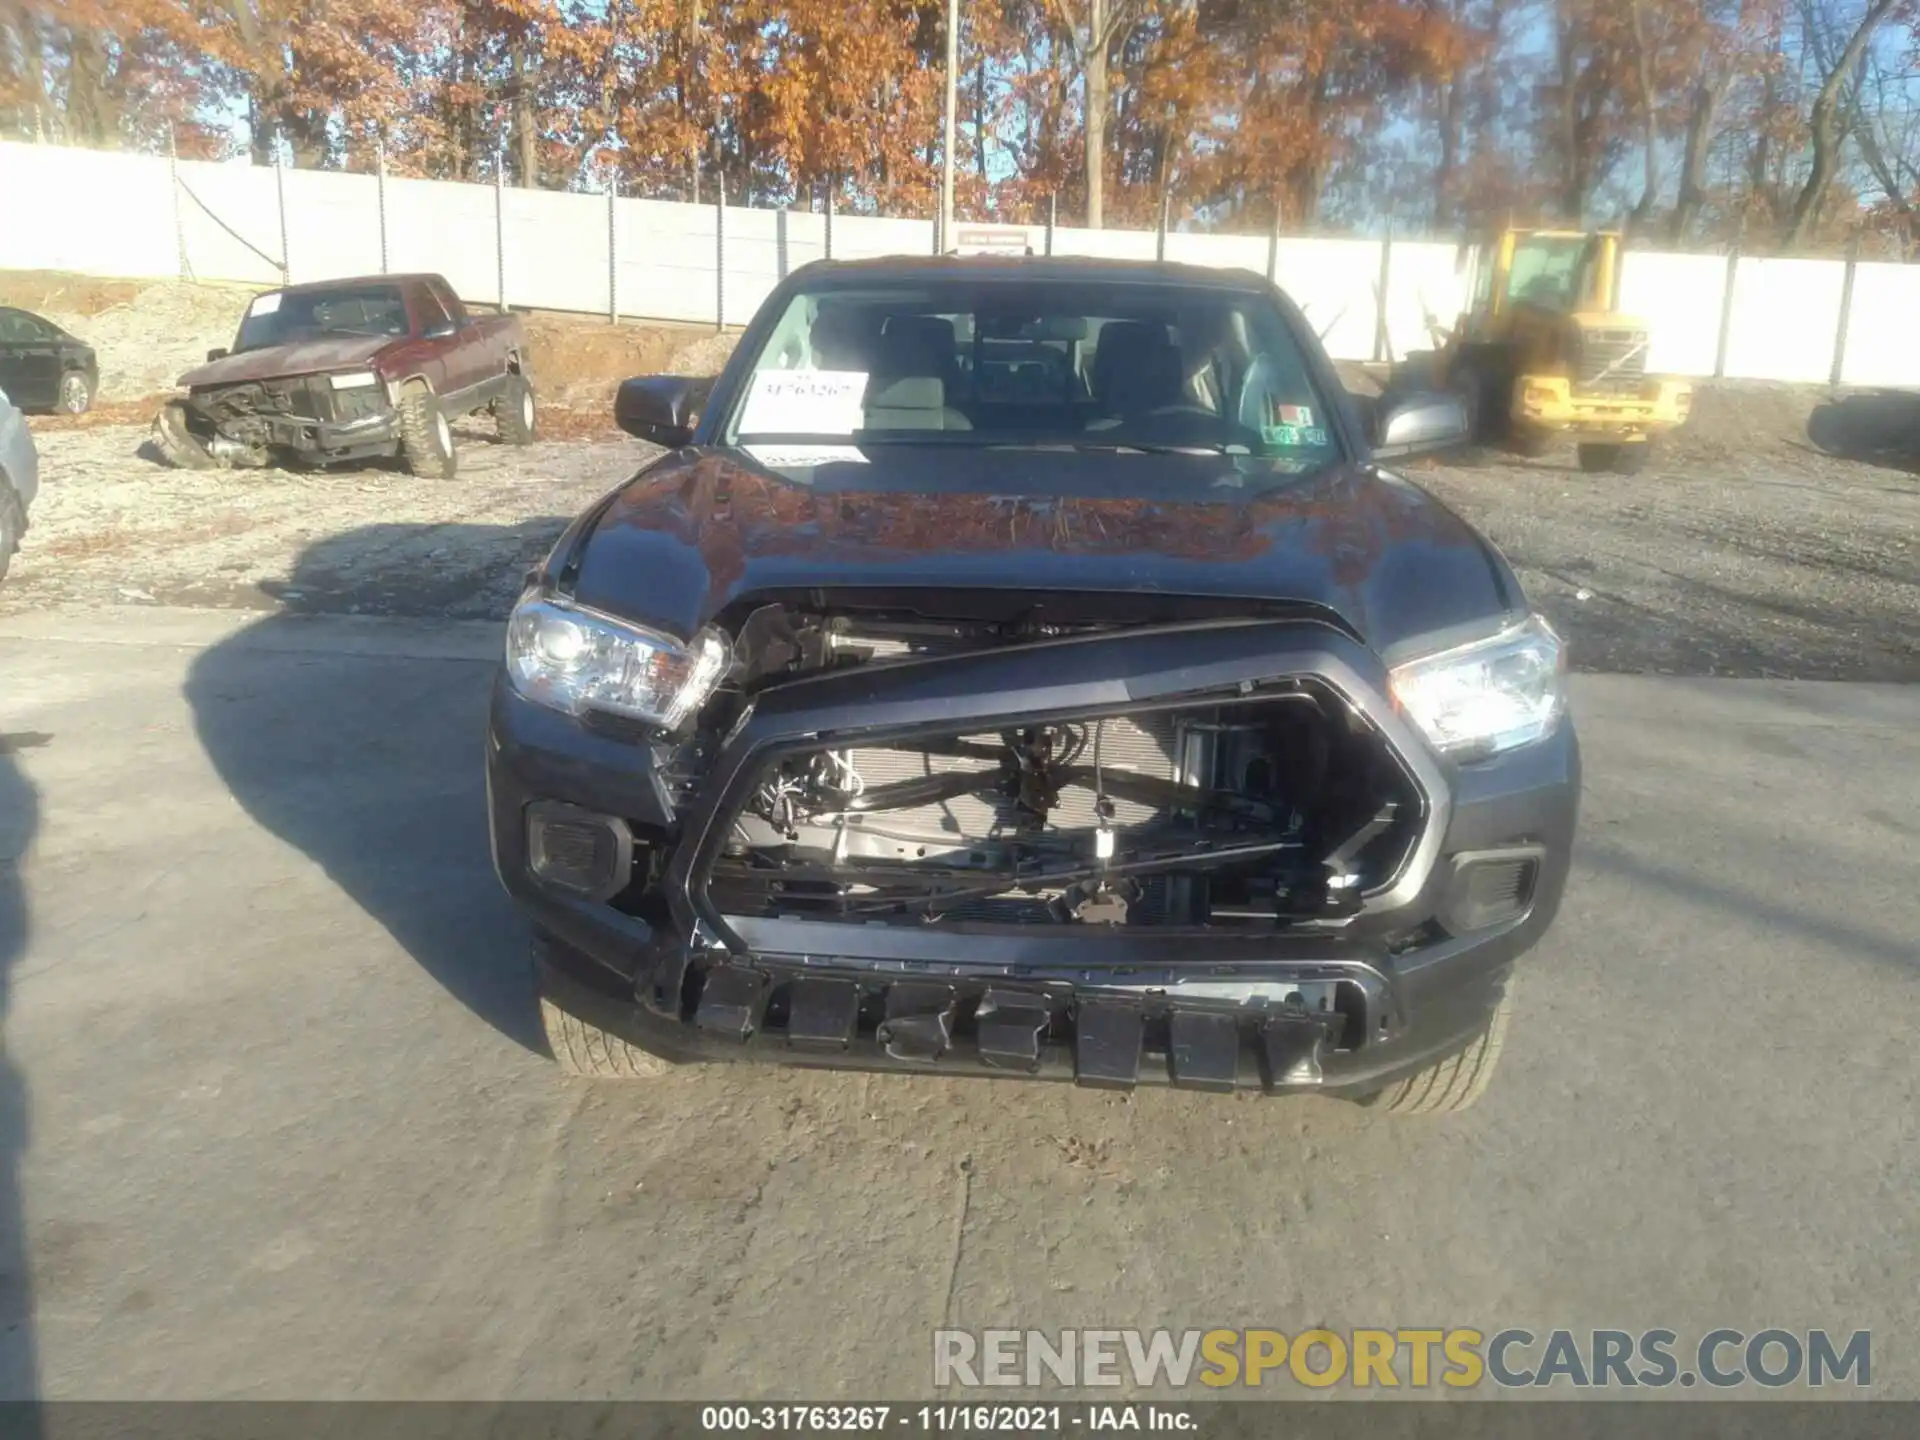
[398,386,457,478]
[496,371,537,445]
[59,371,93,415]
[1362,981,1514,1115]
[538,961,671,1079]
[152,401,216,469]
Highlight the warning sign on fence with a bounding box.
[953,227,1034,257]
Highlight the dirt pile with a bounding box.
[2,276,260,403]
[518,315,737,411]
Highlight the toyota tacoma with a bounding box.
[486,257,1580,1113]
[154,272,535,477]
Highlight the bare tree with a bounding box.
[1048,0,1148,227]
[1627,0,1662,231]
[1781,0,1899,247]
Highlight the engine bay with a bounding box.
[701,622,1422,929]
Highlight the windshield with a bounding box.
[720,279,1342,465]
[234,285,411,352]
[1505,236,1592,311]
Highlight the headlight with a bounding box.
[505,596,729,729]
[329,370,379,390]
[1388,615,1566,759]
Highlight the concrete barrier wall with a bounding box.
[1722,258,1847,383]
[1617,251,1729,377]
[4,140,1915,389]
[1840,262,1920,386]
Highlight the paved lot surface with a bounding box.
[0,608,1914,1400]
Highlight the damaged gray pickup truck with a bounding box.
[154,273,535,478]
[487,256,1580,1114]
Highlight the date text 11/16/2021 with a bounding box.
[700,1404,1198,1432]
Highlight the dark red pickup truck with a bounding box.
[154,272,535,478]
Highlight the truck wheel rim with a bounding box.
[436,413,452,453]
[522,391,535,430]
[62,375,88,412]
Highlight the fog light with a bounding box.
[526,801,632,900]
[1440,848,1542,933]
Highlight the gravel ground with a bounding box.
[0,422,656,619]
[1414,384,1920,681]
[5,381,1916,682]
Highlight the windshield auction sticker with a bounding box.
[742,444,870,469]
[738,369,867,436]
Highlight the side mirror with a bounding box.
[1371,392,1471,460]
[423,320,458,341]
[616,375,712,447]
[206,347,230,362]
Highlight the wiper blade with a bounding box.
[1021,439,1228,456]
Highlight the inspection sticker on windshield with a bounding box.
[248,292,282,316]
[738,369,867,435]
[1279,404,1313,426]
[1262,423,1303,447]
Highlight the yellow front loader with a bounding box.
[1432,228,1692,473]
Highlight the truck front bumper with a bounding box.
[1515,376,1692,438]
[486,622,1582,1098]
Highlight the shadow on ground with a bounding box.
[1805,391,1920,472]
[184,524,569,1057]
[0,729,40,1402]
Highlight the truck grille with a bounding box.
[1575,329,1648,394]
[199,380,320,422]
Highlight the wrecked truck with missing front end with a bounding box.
[153,273,535,479]
[486,257,1580,1111]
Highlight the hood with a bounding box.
[178,334,393,388]
[567,444,1520,655]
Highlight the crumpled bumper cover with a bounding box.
[489,617,1581,1096]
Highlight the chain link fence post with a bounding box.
[715,169,727,332]
[824,178,834,262]
[1266,201,1281,284]
[168,123,189,281]
[1045,192,1056,256]
[608,167,619,324]
[495,145,507,312]
[376,138,390,274]
[1713,245,1739,380]
[1831,232,1861,388]
[274,149,291,284]
[1373,225,1394,364]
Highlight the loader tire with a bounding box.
[398,386,457,479]
[1362,980,1514,1116]
[1580,440,1650,475]
[152,401,216,470]
[1508,425,1554,459]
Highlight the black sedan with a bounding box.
[485,256,1578,1113]
[0,306,98,414]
